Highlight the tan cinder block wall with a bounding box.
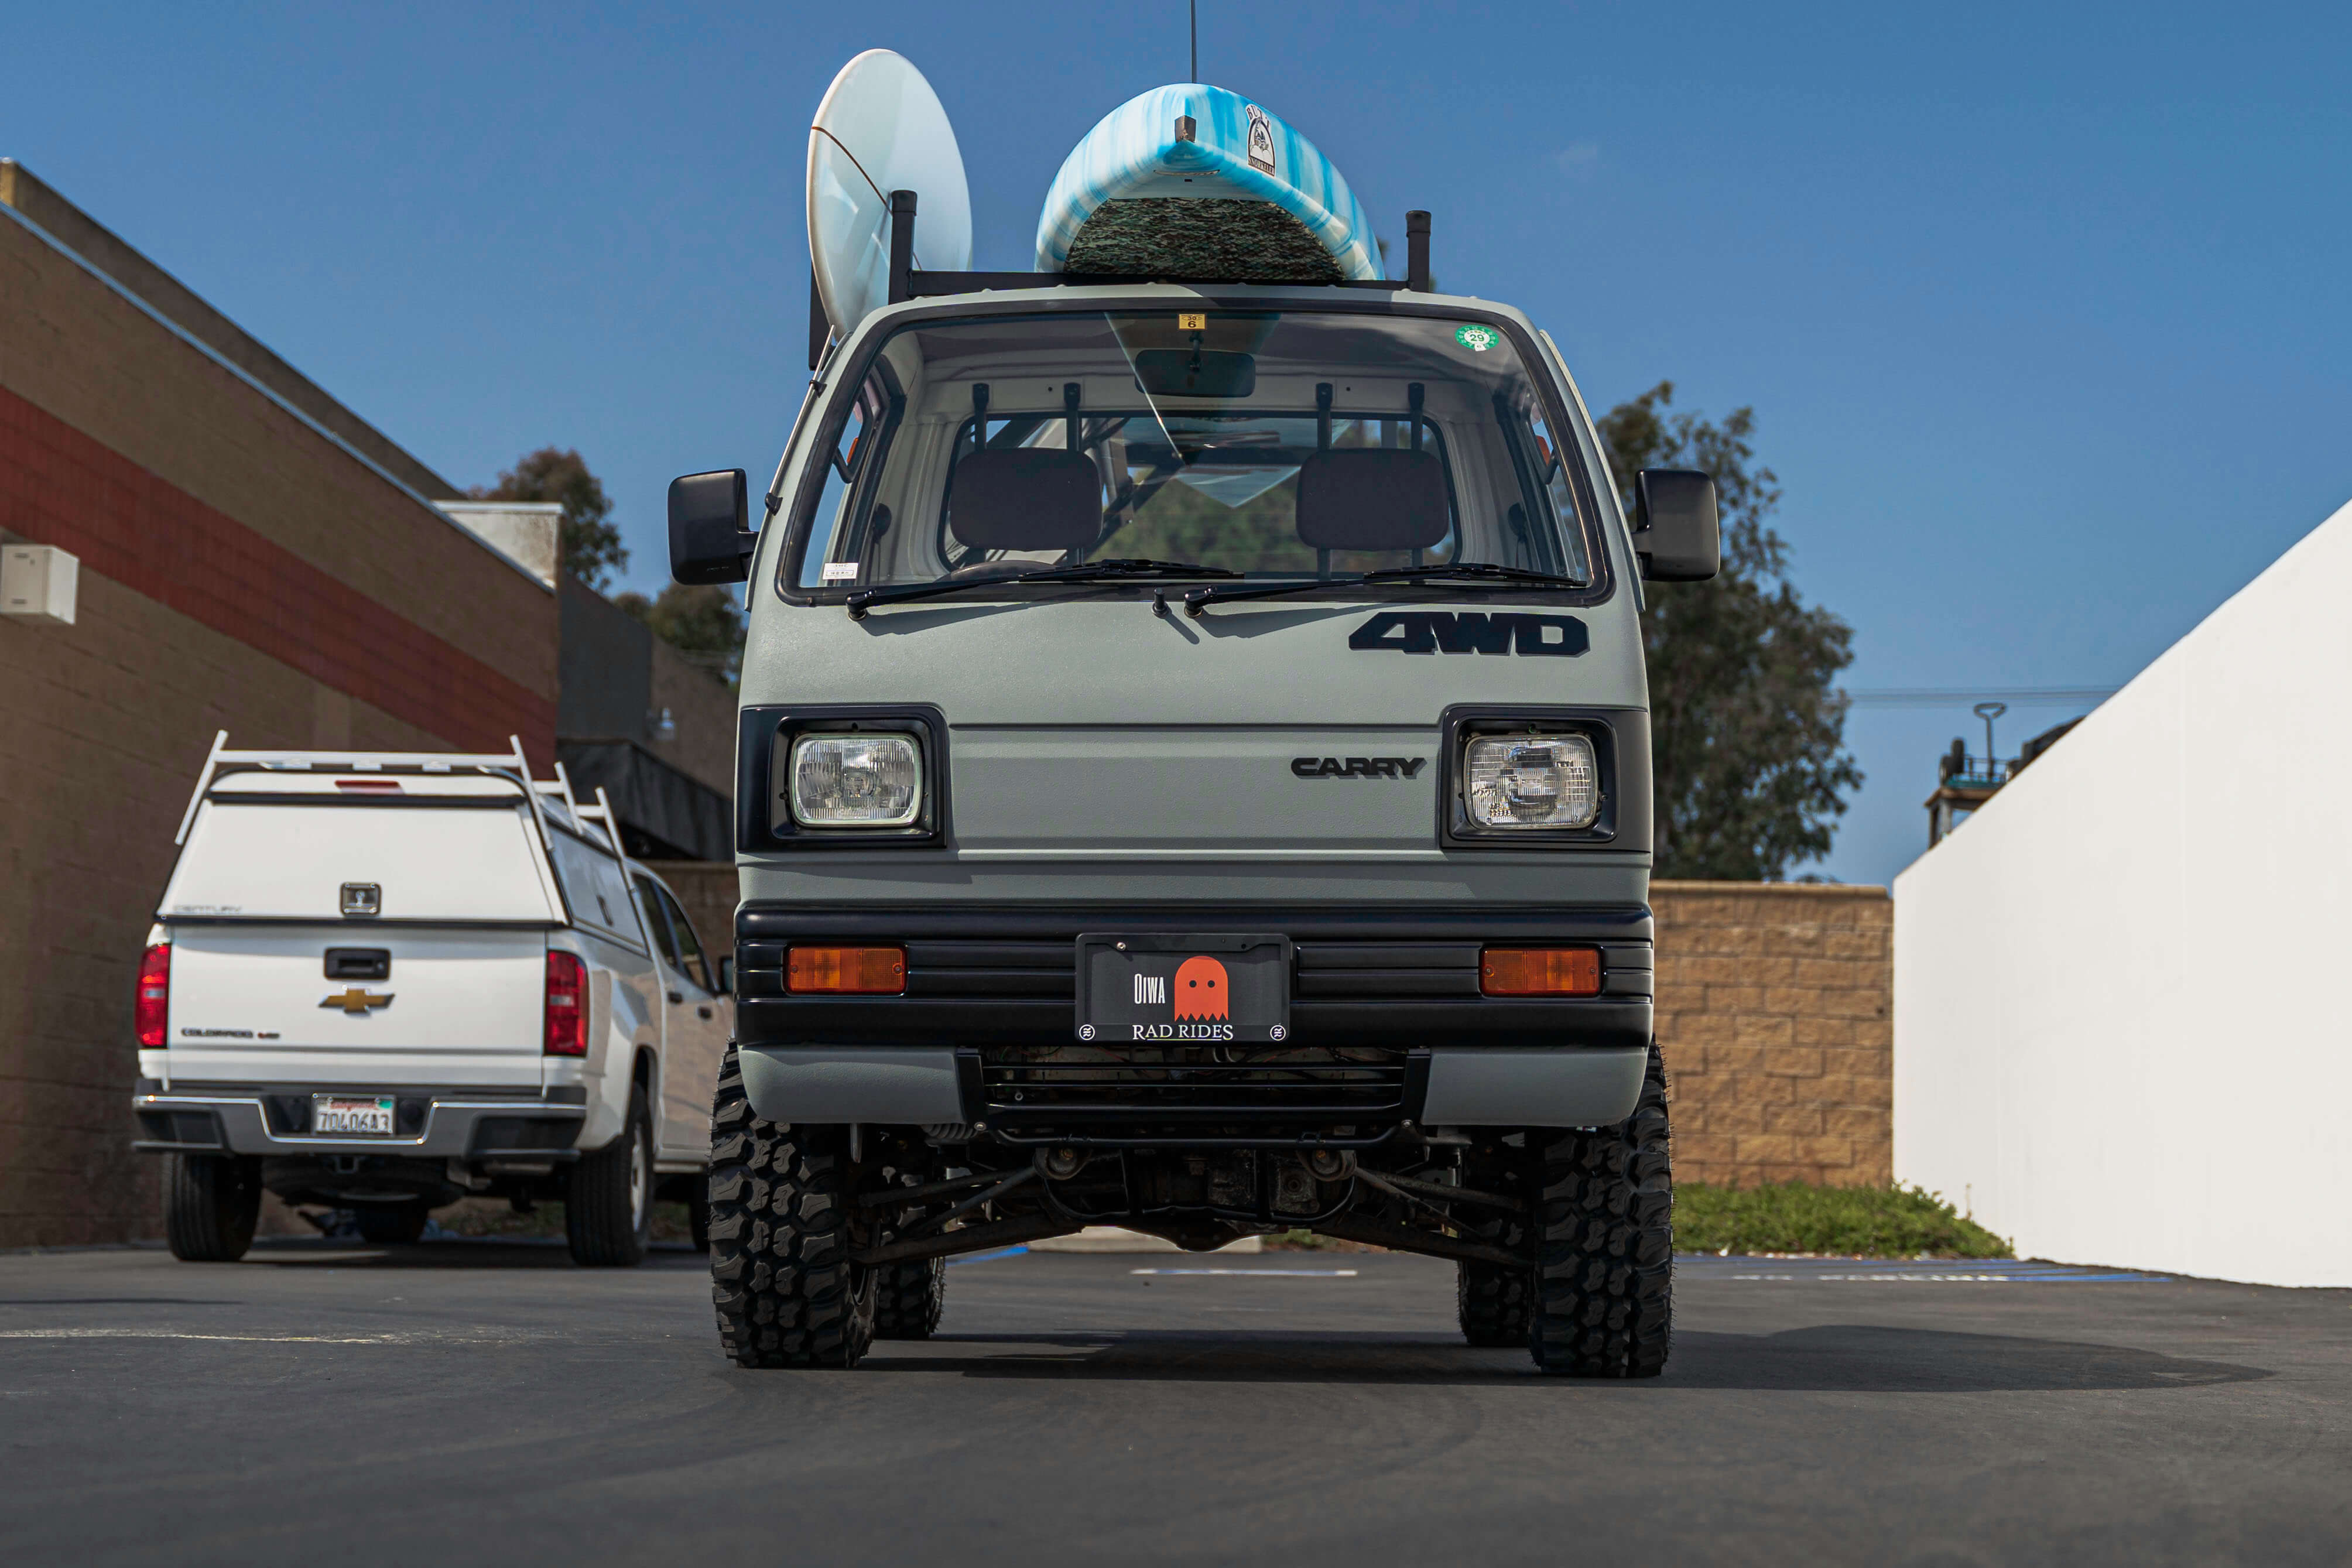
[1652,881,1893,1188]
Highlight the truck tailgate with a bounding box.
[164,925,547,1087]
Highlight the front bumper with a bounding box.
[733,902,1654,1137]
[131,1081,587,1160]
[735,902,1655,1051]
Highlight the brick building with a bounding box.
[0,163,730,1246]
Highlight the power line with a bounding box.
[1843,686,2119,708]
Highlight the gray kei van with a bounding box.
[669,262,1719,1375]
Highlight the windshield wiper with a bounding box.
[846,558,1241,619]
[1181,562,1587,617]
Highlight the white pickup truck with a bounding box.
[132,737,732,1265]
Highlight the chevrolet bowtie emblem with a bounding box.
[321,988,394,1015]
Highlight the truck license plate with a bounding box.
[1074,933,1293,1043]
[313,1095,396,1136]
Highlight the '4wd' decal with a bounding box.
[1347,611,1588,657]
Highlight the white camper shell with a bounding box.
[132,736,732,1265]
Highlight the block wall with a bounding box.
[1651,881,1893,1188]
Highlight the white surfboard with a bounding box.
[807,50,973,340]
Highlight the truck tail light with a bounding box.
[786,946,906,995]
[1480,947,1602,997]
[545,950,588,1055]
[135,942,172,1047]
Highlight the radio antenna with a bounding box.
[1190,0,1198,81]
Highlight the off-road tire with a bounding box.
[355,1203,429,1245]
[163,1153,262,1262]
[1455,1132,1536,1347]
[874,1258,945,1340]
[707,1044,877,1368]
[1530,1042,1673,1377]
[567,1086,653,1266]
[1457,1261,1532,1347]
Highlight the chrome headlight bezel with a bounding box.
[1439,708,1624,848]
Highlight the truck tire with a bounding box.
[874,1258,945,1340]
[355,1203,429,1245]
[1457,1261,1532,1347]
[1530,1042,1673,1378]
[567,1086,653,1267]
[164,1153,262,1262]
[707,1044,877,1368]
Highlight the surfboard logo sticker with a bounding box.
[1244,104,1277,173]
[1456,323,1502,353]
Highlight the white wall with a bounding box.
[1895,498,2352,1287]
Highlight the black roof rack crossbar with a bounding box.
[906,271,1407,297]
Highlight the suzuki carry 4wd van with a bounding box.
[669,279,1718,1373]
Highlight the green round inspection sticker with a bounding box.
[1455,323,1501,352]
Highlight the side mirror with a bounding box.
[715,955,734,995]
[1633,468,1720,582]
[668,469,755,584]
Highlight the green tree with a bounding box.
[1594,382,1861,879]
[471,447,626,590]
[614,584,745,686]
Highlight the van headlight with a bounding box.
[790,734,922,827]
[1463,734,1600,830]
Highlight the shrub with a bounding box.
[1674,1182,2011,1258]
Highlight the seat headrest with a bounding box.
[947,450,1101,552]
[1294,449,1450,552]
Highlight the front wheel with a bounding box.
[163,1153,261,1262]
[707,1045,876,1368]
[567,1086,653,1266]
[1529,1042,1673,1378]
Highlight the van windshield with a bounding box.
[786,309,1603,595]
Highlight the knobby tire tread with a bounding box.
[707,1044,877,1368]
[1530,1041,1673,1378]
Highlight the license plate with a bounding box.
[313,1095,396,1136]
[1074,933,1293,1043]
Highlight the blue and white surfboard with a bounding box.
[1035,84,1381,283]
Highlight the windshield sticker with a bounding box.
[821,562,860,582]
[1177,312,1206,331]
[1455,324,1501,353]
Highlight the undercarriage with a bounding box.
[707,1040,1673,1376]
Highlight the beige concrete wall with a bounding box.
[1652,881,1893,1189]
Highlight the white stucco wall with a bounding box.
[1894,498,2352,1287]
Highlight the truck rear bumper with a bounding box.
[739,1044,1648,1132]
[131,1082,587,1160]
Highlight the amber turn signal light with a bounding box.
[1480,947,1602,997]
[786,946,907,995]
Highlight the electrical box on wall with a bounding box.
[2,544,79,625]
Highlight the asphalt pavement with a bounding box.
[2,1238,2347,1566]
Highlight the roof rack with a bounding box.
[812,194,1436,368]
[173,730,542,845]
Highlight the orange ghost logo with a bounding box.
[1172,956,1230,1021]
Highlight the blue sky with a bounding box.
[8,3,2348,884]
